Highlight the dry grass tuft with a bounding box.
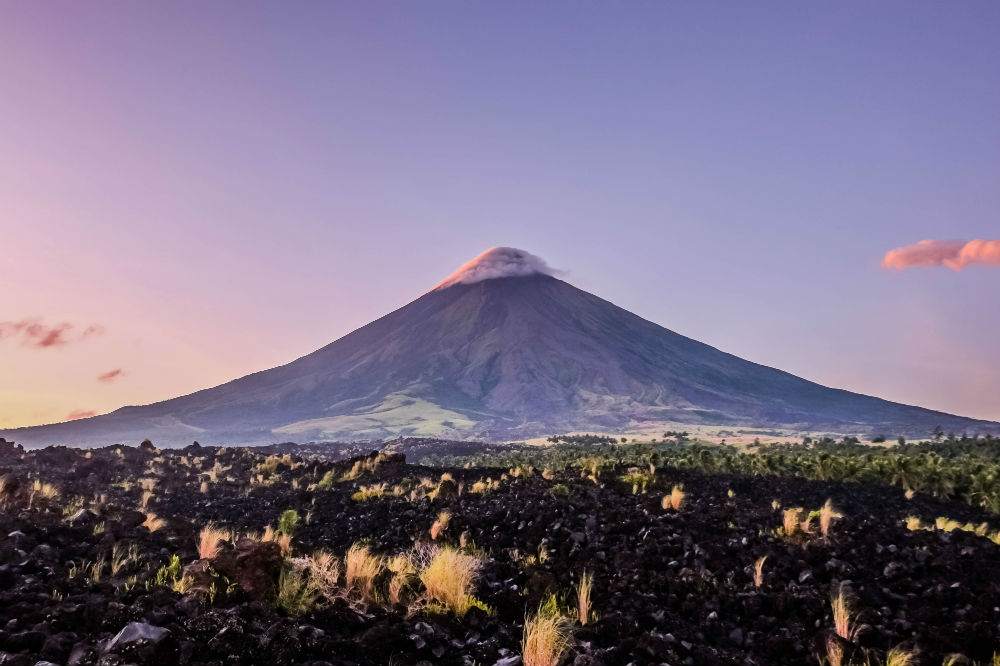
[783,507,803,537]
[142,512,165,532]
[32,479,61,501]
[420,546,484,616]
[830,583,860,641]
[575,570,593,625]
[819,499,842,537]
[825,634,845,666]
[351,482,387,502]
[198,524,230,559]
[345,543,384,602]
[753,556,766,587]
[522,603,574,666]
[886,645,918,666]
[430,510,452,540]
[662,485,685,511]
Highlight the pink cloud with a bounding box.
[881,239,1000,271]
[97,368,124,382]
[65,409,97,421]
[0,318,105,348]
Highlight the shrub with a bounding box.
[277,509,299,536]
[549,484,570,499]
[419,546,486,616]
[154,554,182,587]
[276,565,319,617]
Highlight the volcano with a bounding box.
[4,247,997,447]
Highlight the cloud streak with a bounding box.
[97,368,124,383]
[882,239,1000,271]
[0,319,105,348]
[65,409,96,421]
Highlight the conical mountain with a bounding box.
[4,248,997,447]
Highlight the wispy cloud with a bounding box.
[0,318,105,348]
[97,368,124,383]
[882,239,1000,271]
[65,409,97,421]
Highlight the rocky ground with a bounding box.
[0,437,998,666]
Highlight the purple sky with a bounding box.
[1,2,999,427]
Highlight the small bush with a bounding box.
[276,565,319,617]
[277,509,299,536]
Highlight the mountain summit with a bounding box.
[4,248,997,447]
[433,247,558,289]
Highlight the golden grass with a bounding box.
[345,543,383,601]
[309,550,340,591]
[886,645,918,666]
[819,499,842,537]
[522,605,574,666]
[430,510,452,540]
[32,479,60,500]
[753,556,766,587]
[110,542,138,576]
[783,507,803,537]
[387,552,416,605]
[351,483,388,502]
[825,634,845,666]
[576,570,593,625]
[662,484,685,511]
[198,524,230,559]
[140,490,153,510]
[831,583,859,641]
[142,512,165,532]
[419,546,484,616]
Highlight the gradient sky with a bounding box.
[2,2,999,429]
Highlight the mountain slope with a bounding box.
[4,249,997,447]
